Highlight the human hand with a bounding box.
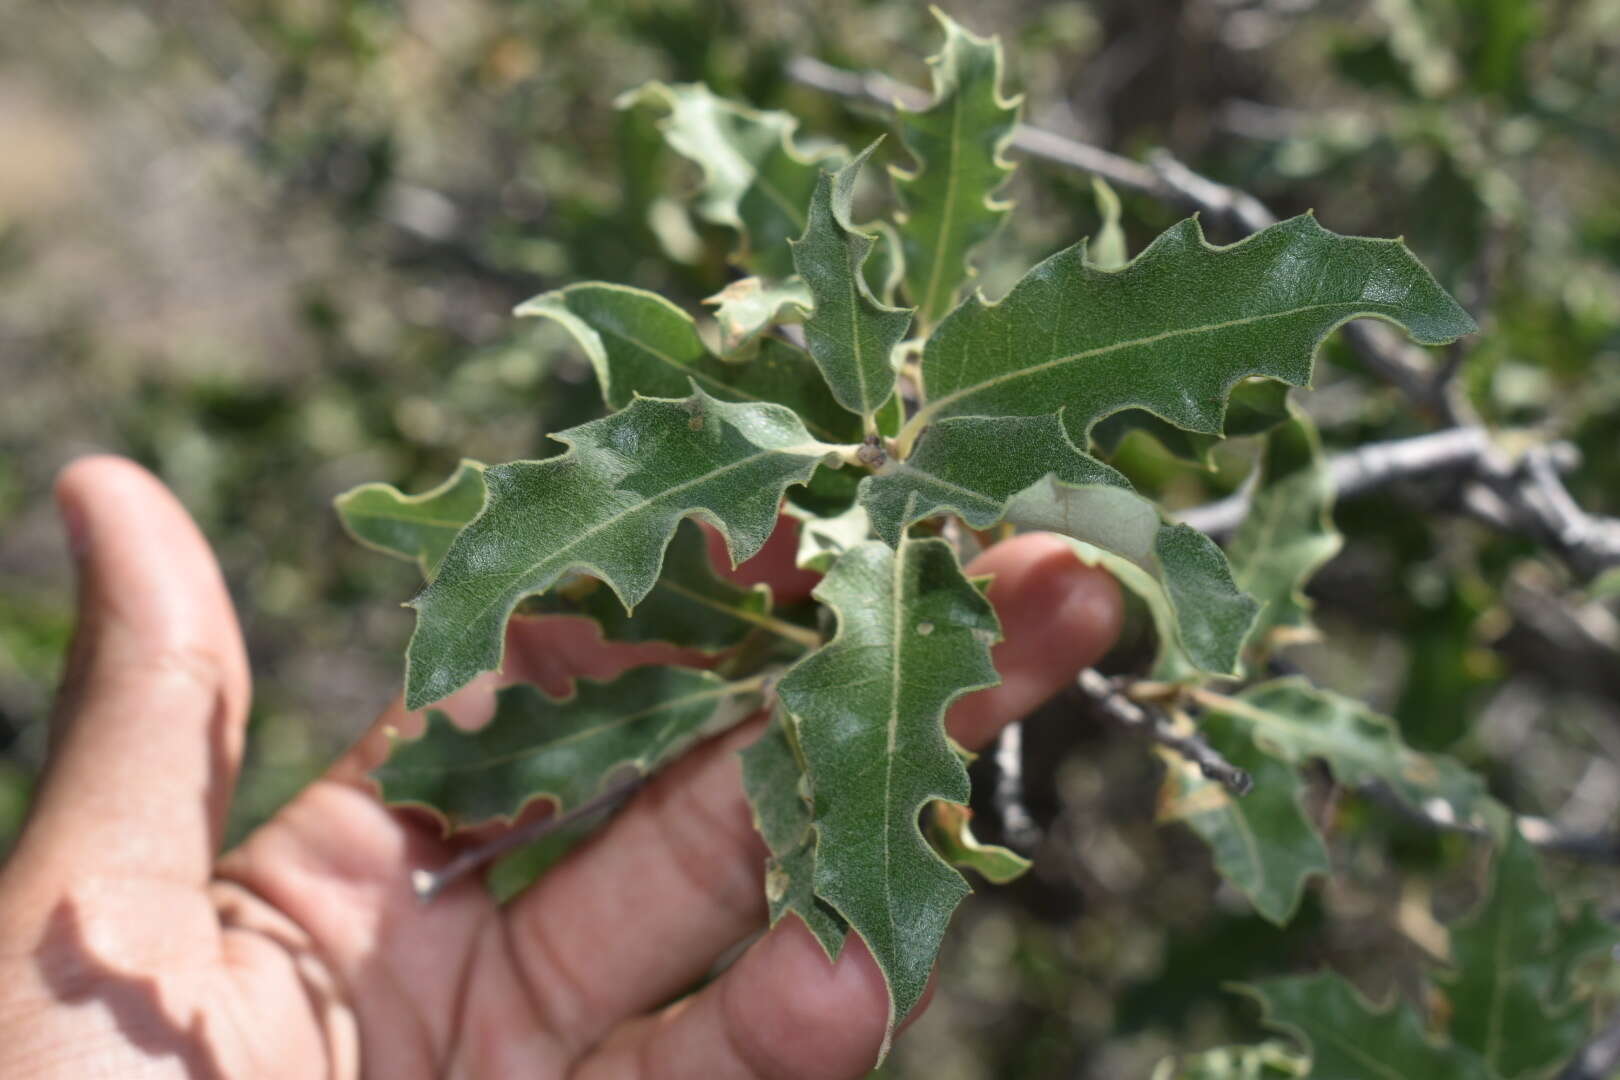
[0,456,1121,1078]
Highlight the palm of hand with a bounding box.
[0,458,1119,1078]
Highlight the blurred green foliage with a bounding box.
[2,0,1618,1075]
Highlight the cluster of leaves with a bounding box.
[336,13,1614,1069]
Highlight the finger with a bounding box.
[5,456,251,891]
[500,533,1121,1054]
[703,514,821,603]
[950,532,1124,749]
[573,920,896,1080]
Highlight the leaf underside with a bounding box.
[777,536,1002,1055]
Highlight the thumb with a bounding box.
[7,456,251,891]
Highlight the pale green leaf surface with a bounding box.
[376,666,758,829]
[1443,828,1613,1078]
[1209,679,1487,824]
[405,391,837,708]
[1226,409,1343,653]
[786,498,872,573]
[703,276,811,357]
[893,12,1020,324]
[335,460,487,578]
[620,81,839,278]
[739,712,849,958]
[777,537,1002,1052]
[1240,973,1483,1080]
[524,519,773,652]
[791,141,912,422]
[1089,176,1128,271]
[927,801,1030,884]
[862,218,906,305]
[517,282,861,443]
[902,214,1476,450]
[1160,713,1327,924]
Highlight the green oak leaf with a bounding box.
[516,282,861,443]
[405,390,839,708]
[1239,973,1484,1079]
[1159,712,1327,925]
[899,213,1476,453]
[927,801,1030,884]
[739,710,849,959]
[892,11,1021,324]
[703,276,811,357]
[791,141,913,424]
[525,519,795,653]
[1225,408,1343,655]
[863,411,1257,675]
[787,500,873,573]
[375,666,761,829]
[1088,176,1129,271]
[778,537,1002,1055]
[863,218,906,306]
[1443,828,1615,1078]
[1206,679,1487,825]
[619,81,840,279]
[335,460,487,578]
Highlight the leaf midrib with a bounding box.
[910,300,1368,435]
[416,439,826,673]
